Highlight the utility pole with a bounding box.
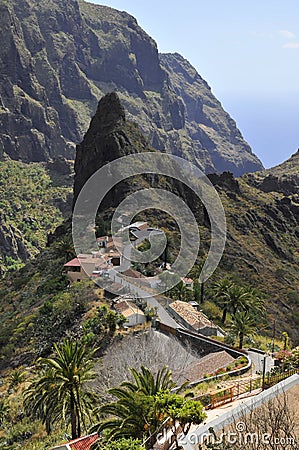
[271,319,276,355]
[262,356,267,390]
[163,241,168,269]
[200,282,204,304]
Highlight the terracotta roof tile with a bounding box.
[115,300,144,318]
[64,258,81,267]
[52,433,98,450]
[169,300,215,331]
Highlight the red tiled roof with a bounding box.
[64,258,81,267]
[70,433,98,450]
[169,300,215,331]
[52,433,98,450]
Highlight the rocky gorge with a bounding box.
[0,0,263,175]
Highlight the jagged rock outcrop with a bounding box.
[246,150,299,195]
[0,0,263,175]
[74,92,151,204]
[46,156,73,175]
[208,172,241,195]
[0,213,29,269]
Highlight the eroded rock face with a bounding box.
[0,213,29,269]
[0,0,263,175]
[46,156,73,175]
[208,172,241,194]
[160,53,263,176]
[73,92,156,208]
[245,150,299,195]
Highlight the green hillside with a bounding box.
[0,94,298,372]
[0,159,72,272]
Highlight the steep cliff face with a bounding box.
[160,53,262,175]
[73,91,151,204]
[0,0,78,161]
[0,0,263,175]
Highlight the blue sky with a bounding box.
[90,0,299,168]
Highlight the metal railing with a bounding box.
[193,369,297,410]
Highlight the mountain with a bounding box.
[0,0,263,175]
[0,92,297,372]
[73,91,152,204]
[75,93,299,343]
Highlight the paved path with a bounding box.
[110,270,178,328]
[136,285,179,329]
[179,373,299,450]
[108,228,178,328]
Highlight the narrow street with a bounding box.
[110,269,179,328]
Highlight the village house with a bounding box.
[181,277,194,289]
[167,300,224,337]
[121,269,161,289]
[64,252,114,283]
[64,235,123,284]
[97,235,123,254]
[114,296,146,327]
[119,221,148,234]
[51,433,98,450]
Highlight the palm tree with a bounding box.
[8,368,27,392]
[212,277,234,323]
[121,365,177,396]
[95,388,155,442]
[230,311,257,349]
[226,285,253,315]
[213,279,264,324]
[94,366,181,445]
[24,367,58,435]
[55,234,75,261]
[24,338,97,439]
[245,287,265,315]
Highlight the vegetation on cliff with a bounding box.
[0,159,72,273]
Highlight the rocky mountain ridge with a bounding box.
[0,0,263,175]
[246,150,299,196]
[74,92,299,340]
[0,91,298,373]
